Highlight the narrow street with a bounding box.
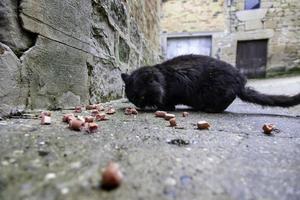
[0,76,299,200]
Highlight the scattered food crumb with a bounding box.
[101,162,123,190]
[40,111,51,117]
[169,118,177,127]
[86,104,98,110]
[96,113,109,121]
[74,106,82,113]
[164,114,175,120]
[41,115,51,125]
[197,121,210,130]
[155,111,167,118]
[62,113,75,123]
[69,119,84,131]
[91,109,100,116]
[106,107,116,115]
[85,116,94,123]
[262,123,275,134]
[124,107,138,115]
[96,105,105,111]
[86,122,99,133]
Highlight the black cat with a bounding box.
[121,54,300,113]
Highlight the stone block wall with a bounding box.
[0,0,161,115]
[161,0,300,76]
[218,0,300,75]
[161,0,226,33]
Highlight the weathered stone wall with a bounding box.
[161,0,226,33]
[161,0,300,76]
[0,0,161,115]
[217,0,300,75]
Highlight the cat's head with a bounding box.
[121,67,165,109]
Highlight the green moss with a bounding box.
[267,67,300,78]
[118,37,130,63]
[100,92,122,103]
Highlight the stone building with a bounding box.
[0,0,161,115]
[161,0,300,78]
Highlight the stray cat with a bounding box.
[121,54,300,113]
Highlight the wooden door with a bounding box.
[166,36,212,59]
[236,40,267,78]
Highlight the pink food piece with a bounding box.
[85,116,95,123]
[106,107,116,115]
[101,162,123,190]
[41,115,51,125]
[69,119,84,131]
[155,111,167,118]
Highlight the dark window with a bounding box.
[245,0,260,10]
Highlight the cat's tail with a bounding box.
[237,87,300,107]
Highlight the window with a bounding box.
[245,0,260,10]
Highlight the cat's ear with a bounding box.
[121,73,130,84]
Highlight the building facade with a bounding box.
[161,0,300,77]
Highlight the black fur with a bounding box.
[121,54,300,113]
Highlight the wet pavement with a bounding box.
[0,76,299,200]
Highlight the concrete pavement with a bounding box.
[0,76,299,200]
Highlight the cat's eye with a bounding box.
[140,96,145,100]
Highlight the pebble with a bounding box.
[38,149,49,156]
[101,162,123,190]
[61,187,69,195]
[164,177,177,186]
[1,160,9,166]
[45,173,56,180]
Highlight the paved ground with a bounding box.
[0,76,299,200]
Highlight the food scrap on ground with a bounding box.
[197,121,210,130]
[101,162,123,190]
[95,113,108,121]
[124,107,138,115]
[106,107,116,115]
[155,111,167,118]
[262,123,275,134]
[91,109,100,117]
[40,111,51,117]
[86,104,98,110]
[85,122,99,133]
[69,119,84,131]
[74,106,82,113]
[84,116,94,123]
[41,115,51,125]
[169,118,177,127]
[62,113,75,123]
[164,114,175,120]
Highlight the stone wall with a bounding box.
[161,0,226,33]
[217,0,300,75]
[161,0,300,76]
[0,0,161,116]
